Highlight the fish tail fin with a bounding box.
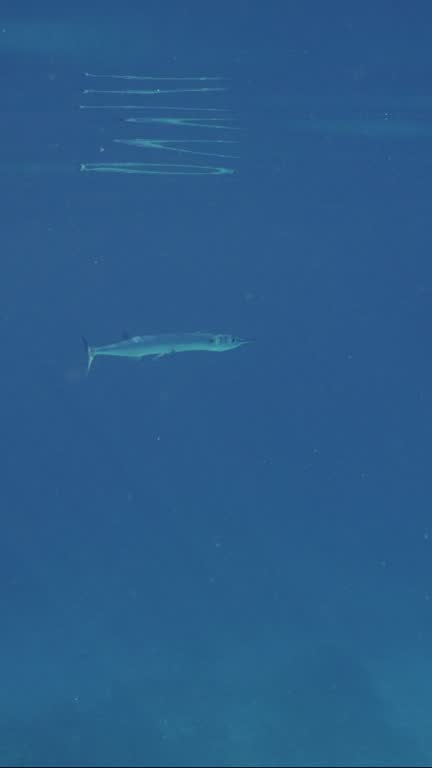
[81,336,95,373]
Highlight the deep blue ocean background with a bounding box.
[2,1,432,765]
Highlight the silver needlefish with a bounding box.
[81,332,252,373]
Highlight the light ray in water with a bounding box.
[84,72,228,81]
[80,71,238,178]
[125,116,239,129]
[280,116,432,138]
[83,87,227,95]
[80,162,234,175]
[113,138,239,159]
[79,104,230,111]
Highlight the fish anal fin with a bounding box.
[153,350,176,360]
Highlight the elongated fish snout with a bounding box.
[225,336,255,351]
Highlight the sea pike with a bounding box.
[82,332,251,372]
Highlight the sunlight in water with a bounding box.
[80,73,239,177]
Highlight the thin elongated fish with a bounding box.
[82,332,251,372]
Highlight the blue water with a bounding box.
[2,1,432,765]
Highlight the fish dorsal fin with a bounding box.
[121,330,131,340]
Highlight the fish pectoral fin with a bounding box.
[138,353,170,361]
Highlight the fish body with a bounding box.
[82,332,251,372]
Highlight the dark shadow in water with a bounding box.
[259,642,428,767]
